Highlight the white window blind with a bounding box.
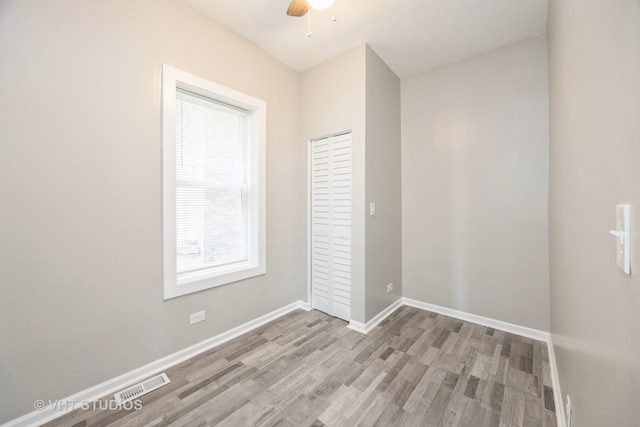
[175,89,250,276]
[162,64,265,300]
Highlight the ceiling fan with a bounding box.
[287,0,335,17]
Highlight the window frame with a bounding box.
[162,64,266,300]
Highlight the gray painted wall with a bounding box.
[548,0,640,425]
[0,0,306,422]
[401,35,550,331]
[301,46,367,323]
[364,46,403,321]
[301,45,403,324]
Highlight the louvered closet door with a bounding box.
[311,133,351,321]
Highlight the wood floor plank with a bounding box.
[524,394,543,427]
[339,372,386,421]
[499,387,525,427]
[317,385,359,426]
[43,307,556,427]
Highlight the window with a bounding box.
[162,65,265,299]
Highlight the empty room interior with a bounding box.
[1,0,639,426]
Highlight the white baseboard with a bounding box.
[4,300,310,427]
[347,319,367,334]
[547,336,566,427]
[347,297,551,342]
[402,298,550,342]
[5,297,564,427]
[298,301,312,311]
[348,298,403,334]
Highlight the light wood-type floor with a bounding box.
[44,306,557,427]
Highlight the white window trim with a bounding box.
[162,64,266,300]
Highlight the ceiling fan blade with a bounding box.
[287,0,309,17]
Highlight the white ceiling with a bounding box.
[183,0,548,78]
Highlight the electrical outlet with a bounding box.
[387,283,393,293]
[189,310,206,325]
[566,395,572,427]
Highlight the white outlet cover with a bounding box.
[189,311,206,325]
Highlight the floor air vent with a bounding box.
[114,373,170,405]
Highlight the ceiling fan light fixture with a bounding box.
[308,0,335,10]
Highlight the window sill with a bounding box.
[164,263,266,300]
